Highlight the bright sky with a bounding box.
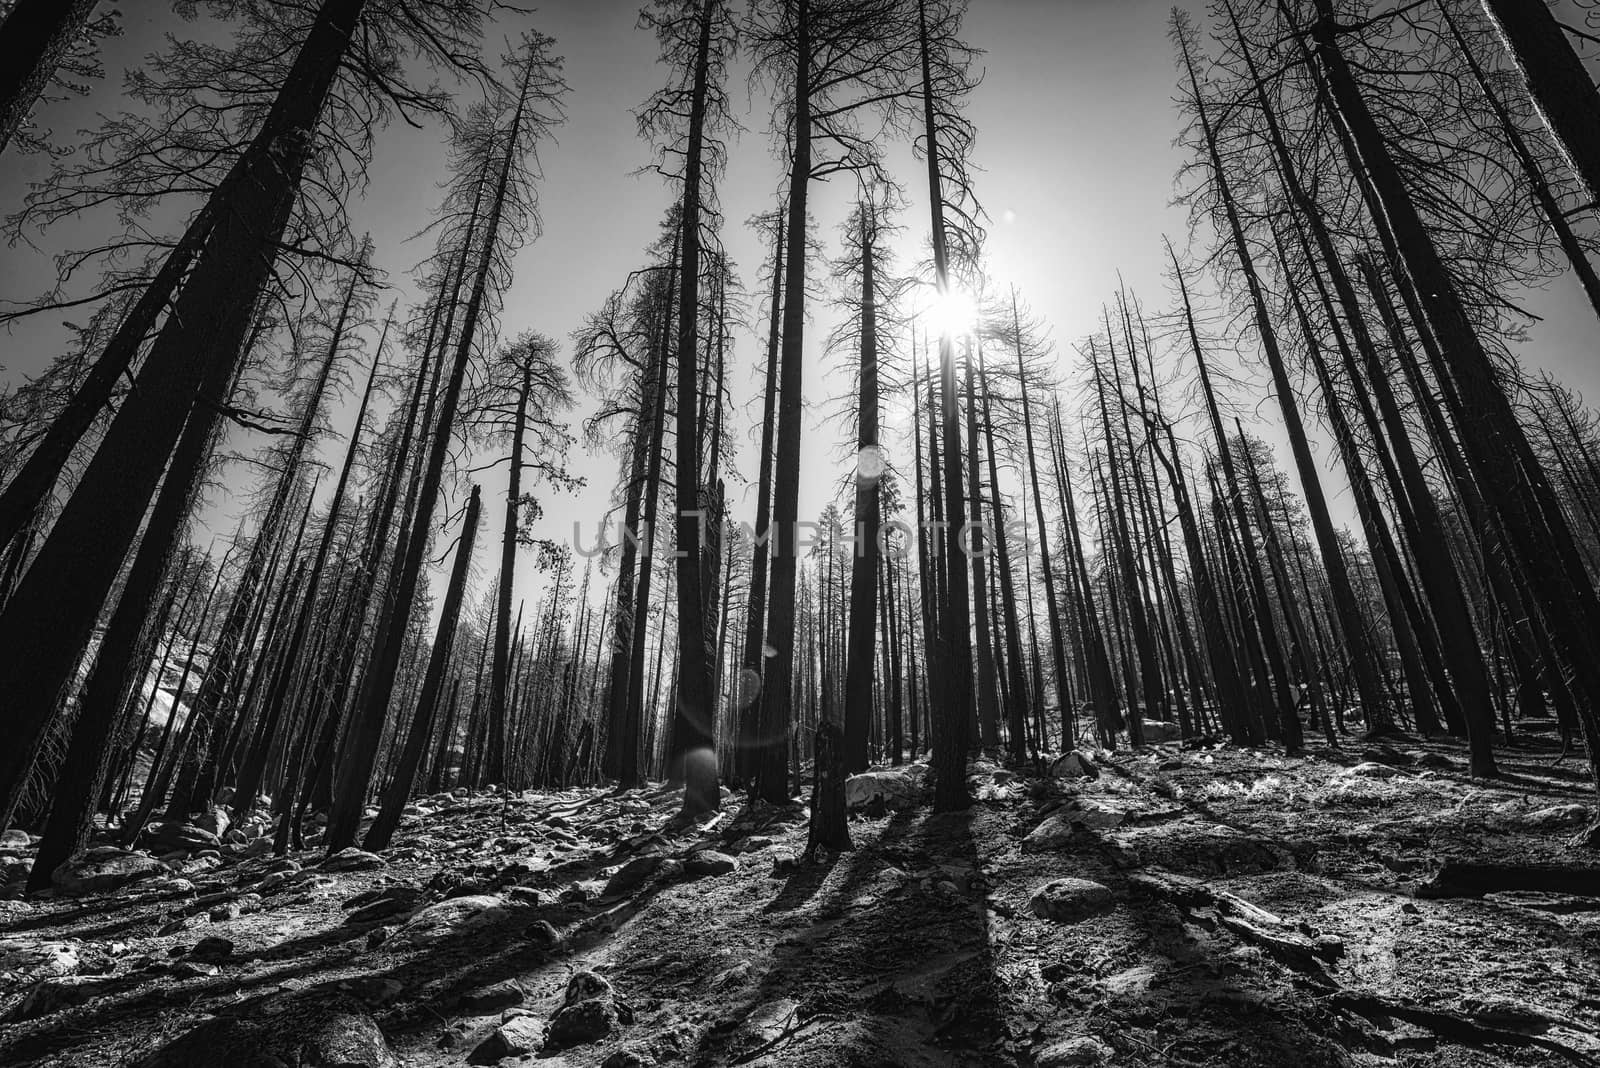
[2,0,1597,621]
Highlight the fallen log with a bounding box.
[1415,862,1600,899]
[1127,869,1344,977]
[1334,992,1600,1066]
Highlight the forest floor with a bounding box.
[4,726,1600,1068]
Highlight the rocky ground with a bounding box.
[4,729,1600,1067]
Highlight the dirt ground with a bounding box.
[4,730,1600,1067]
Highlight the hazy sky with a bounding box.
[2,0,1597,619]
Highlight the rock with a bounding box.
[523,920,561,949]
[565,970,613,1004]
[1067,799,1127,830]
[1024,801,1127,851]
[545,996,618,1048]
[388,895,510,948]
[1023,813,1081,852]
[0,939,80,983]
[209,901,242,923]
[604,855,680,897]
[188,936,233,961]
[193,807,231,839]
[601,1050,650,1068]
[168,960,219,979]
[146,875,196,895]
[683,850,737,878]
[1030,878,1114,922]
[0,854,32,884]
[149,822,223,854]
[727,835,776,853]
[0,829,31,852]
[458,979,524,1014]
[469,1016,545,1063]
[176,852,222,876]
[1049,750,1101,779]
[1521,804,1591,830]
[17,975,110,1018]
[845,768,924,810]
[1342,762,1401,779]
[1414,752,1455,770]
[506,885,546,905]
[134,993,399,1067]
[1139,719,1181,744]
[319,848,388,873]
[1035,1035,1113,1066]
[344,885,429,925]
[51,847,165,896]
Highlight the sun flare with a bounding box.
[923,286,979,339]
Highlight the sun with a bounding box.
[923,285,979,339]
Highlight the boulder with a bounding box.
[193,808,231,840]
[469,1016,544,1063]
[0,829,31,852]
[1023,801,1127,852]
[388,895,510,948]
[319,848,388,873]
[727,835,776,853]
[343,885,429,925]
[545,997,618,1048]
[1521,804,1592,830]
[149,822,222,854]
[1139,719,1181,744]
[51,847,165,896]
[134,993,399,1068]
[845,768,925,810]
[683,850,738,878]
[1030,878,1114,922]
[523,920,561,949]
[564,970,613,1004]
[604,855,680,898]
[1048,751,1100,779]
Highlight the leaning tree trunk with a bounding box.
[0,207,213,549]
[0,0,100,155]
[327,54,536,852]
[1477,0,1600,207]
[0,0,368,832]
[918,0,972,811]
[365,485,481,850]
[1306,0,1600,787]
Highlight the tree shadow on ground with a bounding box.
[691,804,1011,1067]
